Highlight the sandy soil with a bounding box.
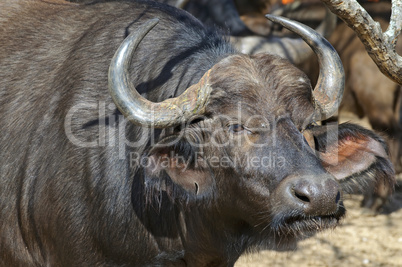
[236,175,402,267]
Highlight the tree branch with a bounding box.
[320,0,402,85]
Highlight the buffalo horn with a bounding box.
[108,18,212,128]
[265,15,345,121]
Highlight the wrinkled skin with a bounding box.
[0,0,395,266]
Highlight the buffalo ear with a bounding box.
[145,138,213,197]
[305,123,395,199]
[163,160,213,196]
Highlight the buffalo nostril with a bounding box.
[294,189,310,203]
[335,191,341,204]
[283,176,341,216]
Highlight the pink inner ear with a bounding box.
[319,136,387,180]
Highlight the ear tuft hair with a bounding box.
[307,123,395,212]
[142,131,214,201]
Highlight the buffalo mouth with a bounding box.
[270,205,346,239]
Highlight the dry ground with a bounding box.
[236,175,402,267]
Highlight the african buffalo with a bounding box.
[0,0,394,266]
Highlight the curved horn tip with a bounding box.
[134,18,160,35]
[144,18,160,26]
[146,18,160,27]
[126,18,160,40]
[264,14,316,37]
[265,14,289,25]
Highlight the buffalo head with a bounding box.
[108,17,394,253]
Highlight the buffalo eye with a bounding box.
[301,122,317,132]
[305,123,316,130]
[229,124,245,133]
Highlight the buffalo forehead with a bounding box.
[207,54,314,125]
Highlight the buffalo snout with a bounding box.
[272,174,344,221]
[287,175,341,216]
